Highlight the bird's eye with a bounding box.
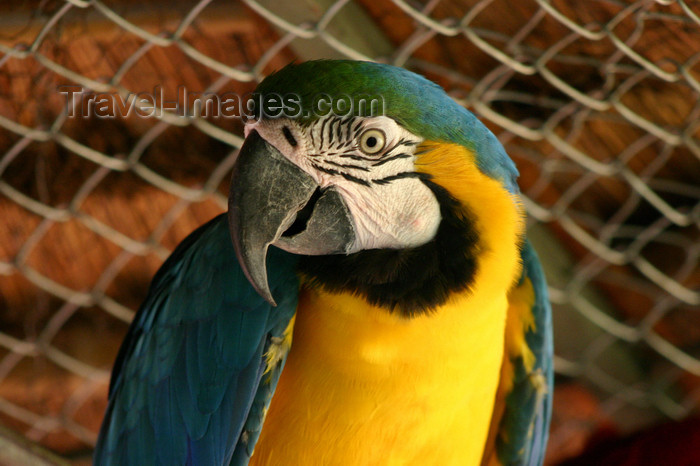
[359,129,386,155]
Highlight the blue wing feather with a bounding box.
[229,343,286,466]
[495,240,554,465]
[94,214,299,466]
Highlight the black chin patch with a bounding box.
[298,180,481,317]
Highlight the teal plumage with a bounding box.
[94,215,299,465]
[498,241,553,465]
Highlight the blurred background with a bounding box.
[0,0,698,464]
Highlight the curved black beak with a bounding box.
[228,130,355,305]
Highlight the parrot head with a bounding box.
[229,60,523,315]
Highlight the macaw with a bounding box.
[94,60,553,466]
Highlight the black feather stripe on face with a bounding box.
[297,180,482,317]
[305,115,423,188]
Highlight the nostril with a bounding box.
[282,187,322,237]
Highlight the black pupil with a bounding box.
[366,136,377,147]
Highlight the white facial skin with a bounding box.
[244,115,441,253]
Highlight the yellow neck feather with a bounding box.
[415,140,525,295]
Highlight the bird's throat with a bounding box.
[297,180,481,317]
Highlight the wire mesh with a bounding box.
[0,0,698,463]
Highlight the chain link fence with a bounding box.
[0,0,698,463]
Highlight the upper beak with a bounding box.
[228,130,355,305]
